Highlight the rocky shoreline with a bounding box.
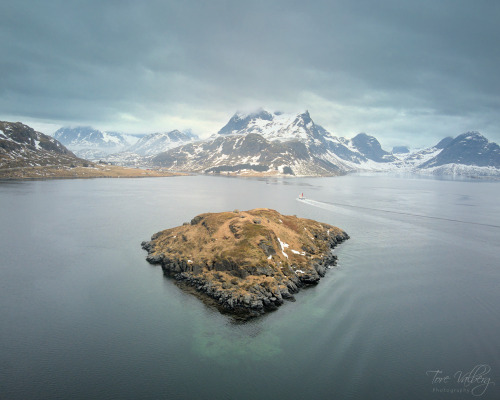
[142,209,349,319]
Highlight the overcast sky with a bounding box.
[1,0,499,148]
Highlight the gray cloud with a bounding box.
[1,0,499,147]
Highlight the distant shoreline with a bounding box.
[0,164,185,180]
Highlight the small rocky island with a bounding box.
[142,208,349,318]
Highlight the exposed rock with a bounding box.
[142,208,349,319]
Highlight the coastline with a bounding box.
[0,165,186,180]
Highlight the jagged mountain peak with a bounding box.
[292,110,313,128]
[297,110,311,120]
[217,109,328,143]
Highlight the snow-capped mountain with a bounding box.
[127,130,199,156]
[152,132,344,175]
[151,110,392,175]
[419,132,500,169]
[386,133,500,177]
[0,121,84,169]
[53,126,138,158]
[411,132,500,177]
[218,109,325,142]
[215,110,403,168]
[53,126,200,162]
[54,126,130,148]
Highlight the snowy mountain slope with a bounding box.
[54,126,130,148]
[53,126,139,158]
[216,110,412,169]
[152,133,345,176]
[396,148,443,170]
[127,130,199,156]
[53,126,199,162]
[0,121,85,169]
[216,110,381,168]
[419,132,500,169]
[382,132,500,177]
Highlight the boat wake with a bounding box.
[298,198,500,229]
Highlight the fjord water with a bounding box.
[0,175,499,400]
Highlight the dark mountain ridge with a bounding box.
[0,121,86,170]
[420,132,500,168]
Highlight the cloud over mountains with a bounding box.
[1,1,499,147]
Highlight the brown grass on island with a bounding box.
[143,208,349,318]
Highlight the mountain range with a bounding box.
[150,110,500,177]
[53,126,198,160]
[0,121,182,179]
[4,109,499,178]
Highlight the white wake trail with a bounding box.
[298,197,500,229]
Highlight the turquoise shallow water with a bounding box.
[0,175,499,399]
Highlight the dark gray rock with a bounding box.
[141,219,350,320]
[190,215,203,225]
[258,239,276,256]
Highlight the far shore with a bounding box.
[0,164,186,180]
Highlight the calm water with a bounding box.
[0,175,499,400]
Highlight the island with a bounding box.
[142,208,349,318]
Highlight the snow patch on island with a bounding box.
[277,237,289,259]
